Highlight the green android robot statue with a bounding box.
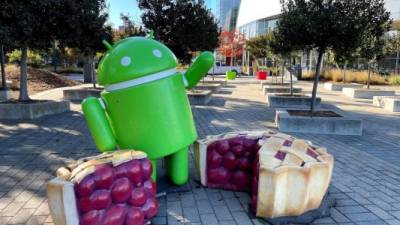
[82,36,214,185]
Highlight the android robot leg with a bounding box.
[165,147,189,185]
[150,159,157,181]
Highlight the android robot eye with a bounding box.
[120,56,131,67]
[152,49,162,58]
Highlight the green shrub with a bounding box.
[389,75,400,85]
[7,49,44,67]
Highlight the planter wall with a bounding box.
[187,90,212,105]
[342,88,395,99]
[275,110,362,135]
[267,94,321,108]
[264,86,302,95]
[0,90,13,102]
[373,96,400,112]
[193,83,222,93]
[0,100,70,119]
[260,81,290,90]
[200,80,227,87]
[323,82,363,91]
[63,88,102,101]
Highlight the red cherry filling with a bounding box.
[307,148,319,159]
[275,151,287,161]
[74,158,158,225]
[206,137,262,192]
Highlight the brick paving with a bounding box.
[0,79,399,224]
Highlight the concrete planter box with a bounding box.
[275,109,362,135]
[373,96,400,112]
[200,80,227,87]
[323,82,363,91]
[260,81,290,90]
[193,83,222,93]
[342,88,396,99]
[187,90,212,105]
[267,94,321,108]
[263,85,302,95]
[0,100,70,119]
[63,88,102,101]
[0,90,13,102]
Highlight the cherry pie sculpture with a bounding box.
[194,130,334,218]
[47,150,158,225]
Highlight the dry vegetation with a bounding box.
[5,64,80,94]
[302,69,400,85]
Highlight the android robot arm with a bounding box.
[82,97,117,152]
[183,51,214,89]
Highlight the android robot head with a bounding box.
[97,36,179,87]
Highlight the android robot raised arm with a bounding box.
[82,36,214,185]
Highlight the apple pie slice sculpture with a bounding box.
[194,130,334,218]
[47,150,158,225]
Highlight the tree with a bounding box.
[245,33,274,60]
[58,0,112,86]
[360,36,386,88]
[0,1,65,101]
[275,0,391,112]
[271,29,297,93]
[138,0,219,64]
[245,33,275,80]
[218,30,246,66]
[114,14,146,42]
[384,31,400,74]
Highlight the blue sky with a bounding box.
[107,0,215,27]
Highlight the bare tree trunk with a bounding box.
[19,46,30,101]
[290,70,293,96]
[310,49,324,112]
[343,63,347,83]
[0,45,7,90]
[52,41,57,72]
[89,56,96,89]
[396,51,399,75]
[367,62,371,89]
[281,61,285,85]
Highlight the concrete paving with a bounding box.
[0,79,399,224]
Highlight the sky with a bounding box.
[107,0,215,28]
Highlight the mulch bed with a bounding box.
[0,99,49,104]
[287,110,342,118]
[5,65,81,94]
[274,94,305,97]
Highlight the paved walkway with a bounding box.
[0,79,399,225]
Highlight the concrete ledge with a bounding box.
[200,80,227,87]
[193,83,222,93]
[342,88,396,99]
[275,109,362,135]
[264,86,302,95]
[260,81,290,90]
[0,90,13,102]
[323,82,363,91]
[0,100,70,119]
[187,90,212,105]
[373,96,400,112]
[267,94,321,108]
[63,88,102,101]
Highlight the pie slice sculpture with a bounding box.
[194,130,334,218]
[47,150,158,225]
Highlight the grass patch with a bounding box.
[302,69,388,85]
[389,75,400,85]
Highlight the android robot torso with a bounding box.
[100,69,197,159]
[82,36,214,184]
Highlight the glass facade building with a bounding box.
[216,0,241,28]
[239,16,279,39]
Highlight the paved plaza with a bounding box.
[0,79,399,225]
